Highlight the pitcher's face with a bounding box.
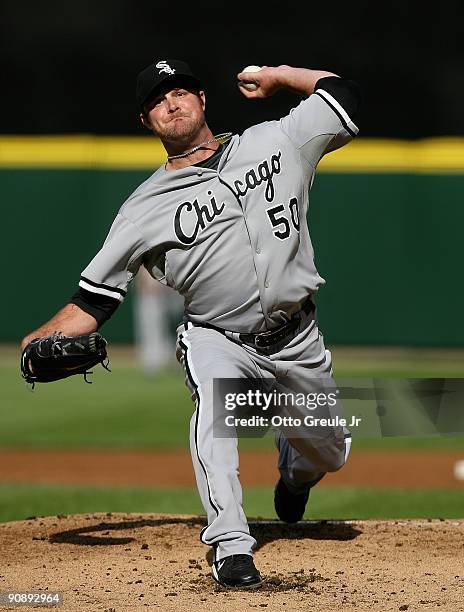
[141,86,206,144]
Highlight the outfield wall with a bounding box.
[3,137,463,346]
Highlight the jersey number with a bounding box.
[266,197,300,240]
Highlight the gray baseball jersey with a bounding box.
[76,78,358,333]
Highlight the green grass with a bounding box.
[0,483,202,523]
[2,346,464,450]
[0,483,463,524]
[1,366,193,448]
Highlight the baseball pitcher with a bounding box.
[20,59,360,588]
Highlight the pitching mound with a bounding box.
[1,514,463,611]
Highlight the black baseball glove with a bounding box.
[21,332,110,387]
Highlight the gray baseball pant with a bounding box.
[176,311,351,562]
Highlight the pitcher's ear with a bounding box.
[199,90,206,111]
[140,112,151,130]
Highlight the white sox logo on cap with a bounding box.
[155,60,176,75]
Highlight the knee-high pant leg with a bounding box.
[267,320,352,493]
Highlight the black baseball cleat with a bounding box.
[212,554,262,588]
[274,477,311,523]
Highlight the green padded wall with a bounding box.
[3,169,463,346]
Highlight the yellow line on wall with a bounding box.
[320,137,464,173]
[0,136,463,173]
[0,136,166,170]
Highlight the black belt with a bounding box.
[188,297,315,349]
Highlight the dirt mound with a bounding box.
[1,513,463,611]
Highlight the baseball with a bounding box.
[239,65,262,91]
[454,459,464,481]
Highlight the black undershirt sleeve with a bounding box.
[314,76,361,120]
[69,287,120,326]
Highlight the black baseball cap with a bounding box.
[136,59,202,111]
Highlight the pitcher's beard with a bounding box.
[161,115,206,149]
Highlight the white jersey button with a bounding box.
[265,281,270,288]
[197,169,203,176]
[256,248,261,254]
